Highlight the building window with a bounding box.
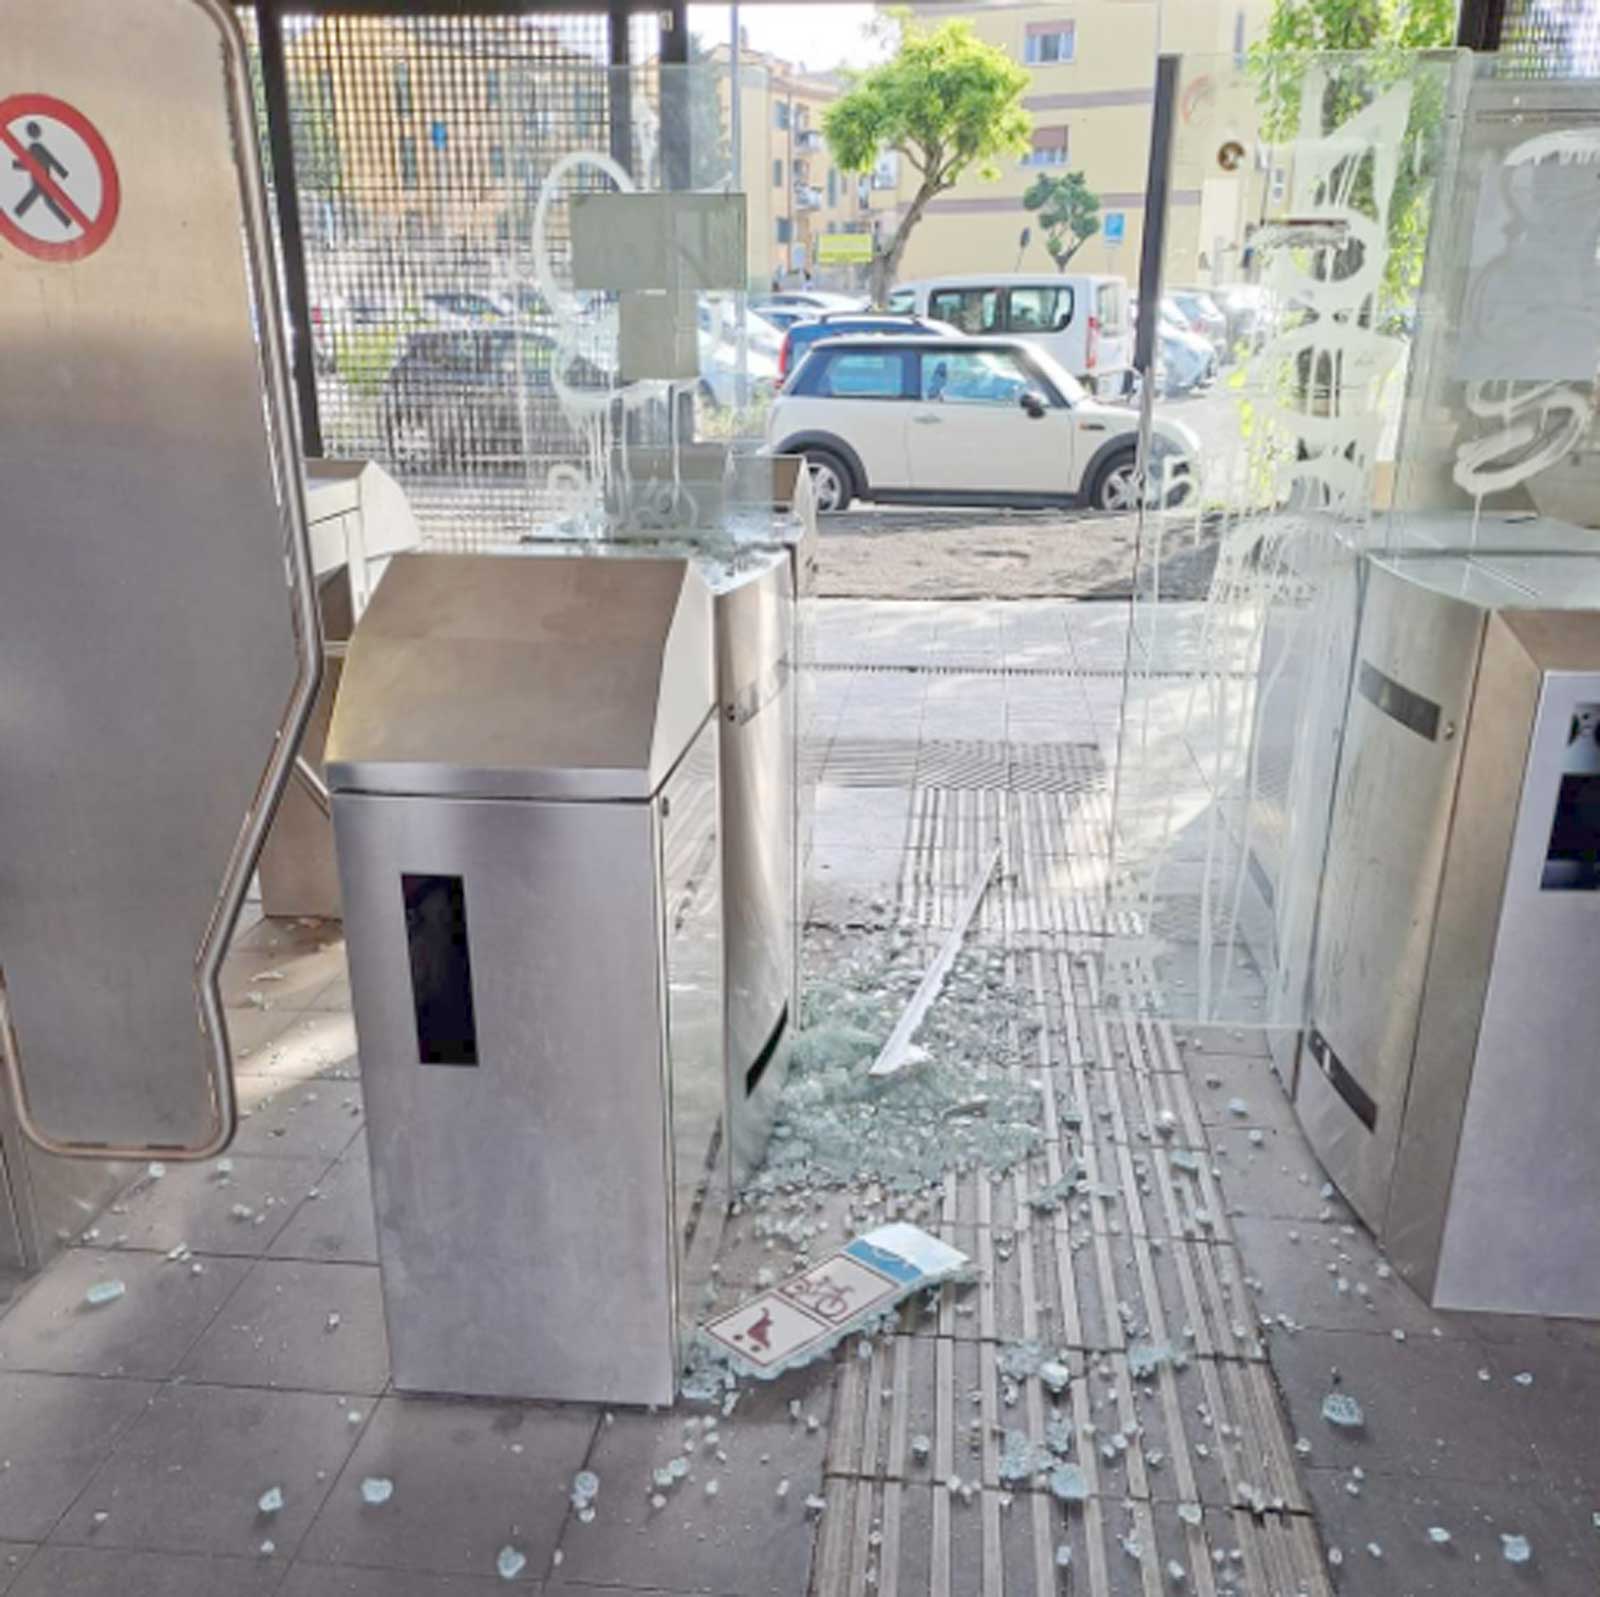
[1024,25,1075,65]
[496,210,511,242]
[1022,127,1069,167]
[398,134,419,191]
[827,167,838,206]
[486,68,502,109]
[392,59,413,117]
[775,100,790,131]
[1233,9,1247,65]
[777,216,792,244]
[774,158,783,188]
[489,144,507,180]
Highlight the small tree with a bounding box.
[1023,172,1100,271]
[823,15,1030,305]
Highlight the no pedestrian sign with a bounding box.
[0,93,120,262]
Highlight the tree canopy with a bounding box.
[823,14,1031,302]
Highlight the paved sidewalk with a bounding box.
[814,511,1222,603]
[0,598,1593,1597]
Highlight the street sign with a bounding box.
[430,119,447,151]
[818,231,873,265]
[0,93,120,262]
[1104,210,1126,246]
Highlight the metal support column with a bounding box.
[1456,0,1507,49]
[608,0,632,173]
[254,0,324,458]
[660,0,691,190]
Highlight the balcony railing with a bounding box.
[794,184,823,211]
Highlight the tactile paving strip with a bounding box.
[808,707,1330,1597]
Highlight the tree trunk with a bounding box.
[870,176,942,308]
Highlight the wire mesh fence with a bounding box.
[238,8,770,547]
[1498,0,1600,74]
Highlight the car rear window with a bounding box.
[814,349,908,398]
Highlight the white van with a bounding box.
[887,273,1133,397]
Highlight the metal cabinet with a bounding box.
[327,552,725,1402]
[1301,552,1600,1314]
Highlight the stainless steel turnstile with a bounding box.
[326,553,725,1403]
[0,0,318,1244]
[258,461,422,921]
[1300,551,1600,1315]
[520,529,814,1189]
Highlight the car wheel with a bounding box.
[802,447,853,514]
[1090,447,1140,513]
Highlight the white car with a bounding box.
[766,334,1198,513]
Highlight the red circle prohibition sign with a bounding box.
[0,92,121,263]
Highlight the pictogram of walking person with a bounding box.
[13,121,72,229]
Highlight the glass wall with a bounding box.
[1109,48,1600,1032]
[242,10,778,547]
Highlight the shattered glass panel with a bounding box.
[1110,51,1472,1028]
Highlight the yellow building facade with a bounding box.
[872,0,1275,290]
[710,41,878,286]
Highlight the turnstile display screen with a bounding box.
[1543,774,1600,891]
[402,874,480,1064]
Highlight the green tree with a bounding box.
[688,32,733,189]
[1022,171,1100,270]
[823,14,1031,305]
[1249,0,1456,309]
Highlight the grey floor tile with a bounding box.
[0,1248,249,1378]
[231,916,340,957]
[1202,1125,1344,1224]
[1186,1052,1300,1133]
[8,1546,285,1597]
[51,1384,361,1558]
[551,1365,833,1597]
[224,1002,306,1062]
[1265,1326,1545,1487]
[281,1566,508,1596]
[299,1393,597,1580]
[1231,1216,1477,1343]
[268,1143,377,1265]
[1299,1464,1600,1595]
[112,1153,331,1258]
[0,1373,155,1542]
[233,1077,365,1163]
[811,785,917,852]
[243,1011,361,1082]
[0,1546,27,1595]
[177,1259,388,1395]
[544,1587,708,1597]
[1489,1339,1600,1493]
[221,937,347,1009]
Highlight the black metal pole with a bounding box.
[1456,0,1507,50]
[660,0,691,190]
[1134,53,1179,383]
[255,0,324,458]
[607,0,632,173]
